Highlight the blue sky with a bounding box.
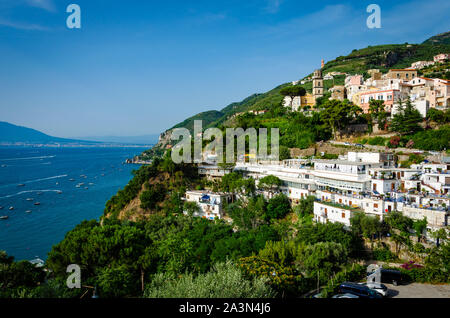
[0,0,449,138]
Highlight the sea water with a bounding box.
[0,146,148,260]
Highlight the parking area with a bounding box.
[386,283,450,298]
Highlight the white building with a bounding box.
[184,190,232,220]
[198,165,231,181]
[313,201,355,226]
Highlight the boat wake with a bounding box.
[0,189,62,199]
[0,155,56,161]
[22,174,68,184]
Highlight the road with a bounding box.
[386,283,450,298]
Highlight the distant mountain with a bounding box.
[74,135,159,145]
[0,121,85,144]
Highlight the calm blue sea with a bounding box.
[0,146,148,261]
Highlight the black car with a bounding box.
[367,268,403,286]
[337,282,383,298]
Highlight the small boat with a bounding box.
[1,164,6,167]
[88,183,94,185]
[26,210,32,213]
[37,192,42,195]
[69,178,75,181]
[18,184,25,187]
[9,206,14,210]
[26,198,34,201]
[0,206,3,210]
[56,182,59,185]
[84,187,89,190]
[0,216,9,220]
[57,190,62,194]
[34,202,41,206]
[101,174,105,176]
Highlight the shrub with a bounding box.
[372,247,398,262]
[144,261,275,298]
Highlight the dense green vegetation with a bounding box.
[2,167,449,298]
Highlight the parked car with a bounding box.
[338,282,383,298]
[332,293,359,298]
[367,268,403,286]
[359,282,388,297]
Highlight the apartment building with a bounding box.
[313,201,356,227]
[359,89,402,113]
[385,69,417,81]
[369,168,421,194]
[434,53,449,63]
[234,161,316,203]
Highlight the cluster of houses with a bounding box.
[283,53,450,117]
[185,151,449,236]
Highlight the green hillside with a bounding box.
[165,32,450,134]
[170,110,224,132]
[423,31,450,45]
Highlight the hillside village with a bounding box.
[195,151,449,235]
[182,52,449,236]
[283,53,450,116]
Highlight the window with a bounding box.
[342,212,345,218]
[374,203,379,208]
[388,95,392,100]
[339,198,342,203]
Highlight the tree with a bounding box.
[412,217,428,243]
[390,98,423,135]
[227,195,267,230]
[350,212,382,244]
[280,85,306,109]
[295,196,315,218]
[385,211,413,234]
[369,99,388,130]
[144,260,275,298]
[140,183,166,210]
[320,99,362,139]
[265,194,291,221]
[426,108,447,124]
[301,242,348,278]
[279,146,291,160]
[97,265,137,298]
[258,240,301,267]
[258,175,283,195]
[0,257,46,296]
[183,201,201,217]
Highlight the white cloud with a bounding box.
[25,0,55,12]
[0,18,48,30]
[264,0,283,14]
